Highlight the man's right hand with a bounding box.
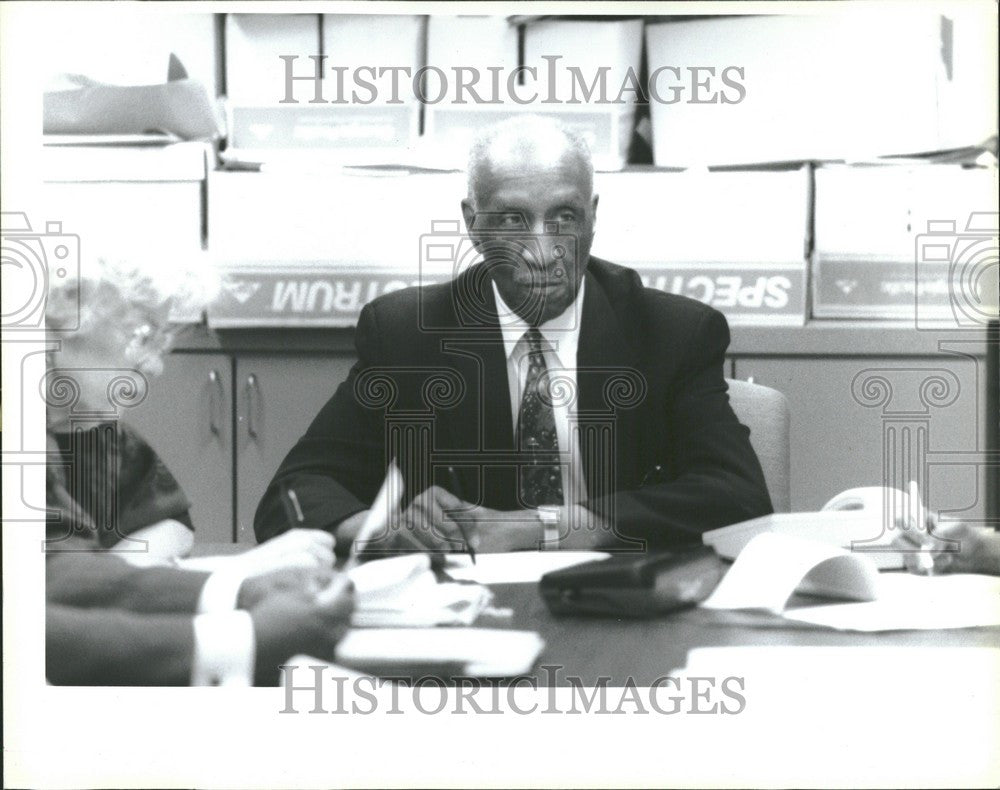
[249,578,355,686]
[347,486,479,560]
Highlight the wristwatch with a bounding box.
[537,506,561,550]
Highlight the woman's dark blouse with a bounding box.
[47,422,193,550]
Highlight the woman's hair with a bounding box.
[45,250,221,334]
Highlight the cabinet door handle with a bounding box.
[246,373,260,439]
[208,369,224,436]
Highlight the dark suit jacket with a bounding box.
[47,604,196,686]
[46,552,210,613]
[255,258,772,549]
[46,552,211,685]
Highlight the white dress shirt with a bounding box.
[491,280,589,507]
[191,566,256,685]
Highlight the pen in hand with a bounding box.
[446,465,476,565]
[908,480,935,575]
[280,481,305,529]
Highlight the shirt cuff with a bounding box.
[191,611,256,686]
[196,566,249,614]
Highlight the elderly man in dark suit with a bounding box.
[256,116,772,555]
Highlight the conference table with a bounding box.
[483,582,999,685]
[196,542,1000,686]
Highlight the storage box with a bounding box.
[38,141,211,322]
[591,167,811,325]
[645,10,998,167]
[812,165,999,321]
[225,14,320,105]
[523,19,644,170]
[422,103,631,172]
[40,141,209,254]
[425,16,518,104]
[224,14,423,164]
[321,14,424,104]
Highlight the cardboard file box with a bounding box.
[645,11,998,167]
[39,141,211,321]
[812,165,999,321]
[422,103,633,172]
[40,141,209,254]
[207,170,466,327]
[425,16,519,103]
[225,14,320,104]
[524,19,644,170]
[224,14,423,164]
[591,167,811,325]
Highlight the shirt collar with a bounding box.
[491,278,585,368]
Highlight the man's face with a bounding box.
[462,154,598,325]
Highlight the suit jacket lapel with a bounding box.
[576,268,642,494]
[441,266,514,448]
[438,267,518,508]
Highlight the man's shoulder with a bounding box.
[589,257,723,329]
[363,278,450,323]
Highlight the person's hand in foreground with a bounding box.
[249,573,355,686]
[893,516,1000,576]
[178,528,336,576]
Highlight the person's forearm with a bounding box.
[113,518,194,561]
[587,472,772,550]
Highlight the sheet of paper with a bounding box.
[346,554,493,627]
[701,532,880,612]
[335,628,545,676]
[445,551,610,585]
[784,573,1000,632]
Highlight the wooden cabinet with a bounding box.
[126,353,234,542]
[233,355,356,542]
[733,355,987,522]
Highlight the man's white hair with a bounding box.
[45,249,221,333]
[466,115,594,207]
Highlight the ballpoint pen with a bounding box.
[315,461,404,604]
[280,481,305,528]
[447,465,476,565]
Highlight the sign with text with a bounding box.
[813,257,958,320]
[209,262,806,328]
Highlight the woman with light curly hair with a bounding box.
[45,253,222,559]
[43,252,352,686]
[44,252,335,567]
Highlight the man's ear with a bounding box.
[460,199,476,233]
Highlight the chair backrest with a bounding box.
[725,378,791,513]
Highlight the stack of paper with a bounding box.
[702,532,1000,632]
[335,628,545,677]
[348,554,493,627]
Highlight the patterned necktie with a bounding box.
[516,328,564,507]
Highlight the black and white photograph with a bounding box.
[2,1,998,787]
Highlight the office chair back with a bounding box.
[725,378,791,512]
